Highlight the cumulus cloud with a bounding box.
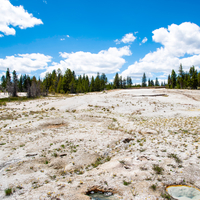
[41,46,132,78]
[142,37,148,44]
[66,35,70,38]
[60,38,65,41]
[121,22,200,79]
[0,0,43,36]
[115,33,136,44]
[0,53,52,74]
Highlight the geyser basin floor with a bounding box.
[166,185,200,200]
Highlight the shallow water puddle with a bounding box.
[166,185,200,200]
[88,191,117,200]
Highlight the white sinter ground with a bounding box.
[0,89,200,199]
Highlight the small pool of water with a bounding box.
[166,185,200,200]
[88,192,117,200]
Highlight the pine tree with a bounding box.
[69,78,76,93]
[168,75,171,88]
[12,70,18,97]
[150,80,154,86]
[198,72,200,87]
[155,77,159,86]
[178,64,184,88]
[63,68,73,93]
[90,76,95,92]
[100,73,107,90]
[142,73,147,87]
[127,76,132,87]
[6,68,12,96]
[171,70,177,88]
[148,78,151,87]
[1,75,6,90]
[122,77,126,88]
[119,76,123,88]
[18,75,23,92]
[57,76,64,93]
[94,73,101,91]
[189,66,198,89]
[114,73,119,89]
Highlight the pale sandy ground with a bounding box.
[0,89,200,200]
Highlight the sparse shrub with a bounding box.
[105,156,111,162]
[123,180,131,186]
[168,153,182,163]
[119,160,125,165]
[150,184,157,191]
[92,157,102,168]
[112,118,117,122]
[5,188,12,196]
[152,164,164,174]
[52,152,58,157]
[161,192,171,199]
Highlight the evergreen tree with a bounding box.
[6,68,12,95]
[18,75,23,92]
[69,78,76,93]
[126,76,132,87]
[1,75,6,90]
[178,64,184,88]
[122,77,126,88]
[142,73,147,87]
[198,72,200,87]
[168,75,172,88]
[90,76,95,92]
[114,73,119,89]
[76,75,83,93]
[23,74,28,92]
[12,70,18,97]
[63,68,73,93]
[119,76,123,88]
[94,73,101,91]
[189,66,198,89]
[100,73,107,90]
[57,76,64,93]
[148,78,151,87]
[171,70,177,88]
[155,77,159,86]
[150,79,154,86]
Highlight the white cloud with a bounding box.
[121,22,200,79]
[41,46,132,78]
[0,53,52,74]
[66,35,70,38]
[142,37,147,44]
[0,0,43,36]
[60,38,65,41]
[115,33,136,44]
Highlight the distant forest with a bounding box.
[0,64,200,98]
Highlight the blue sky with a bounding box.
[1,0,200,84]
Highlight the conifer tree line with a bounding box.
[0,68,132,97]
[167,65,200,89]
[141,65,200,89]
[1,65,200,98]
